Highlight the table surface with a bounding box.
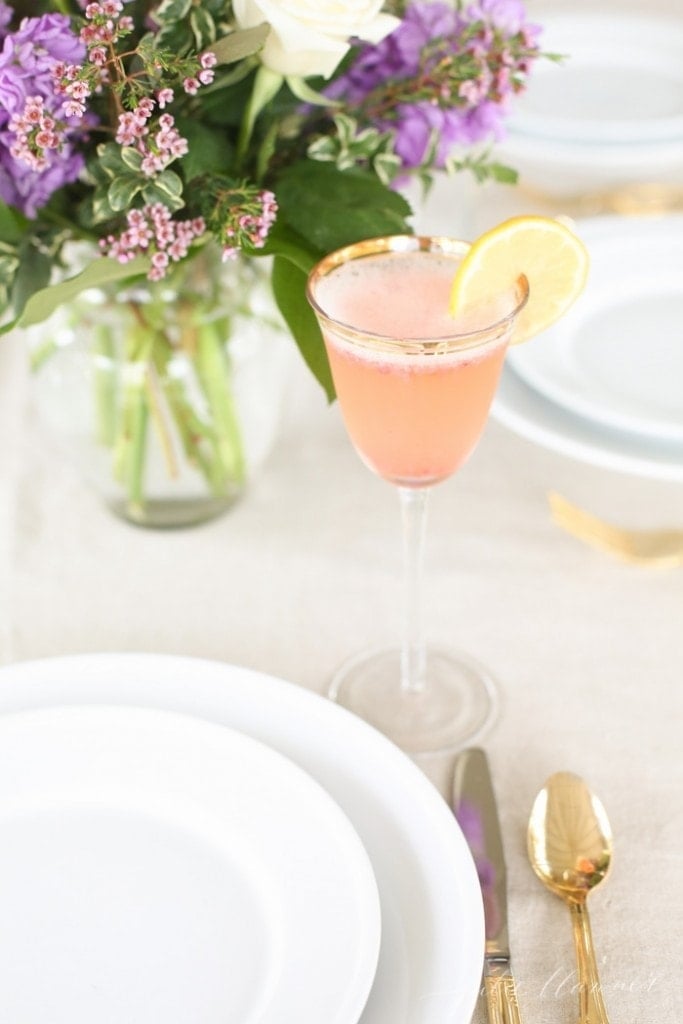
[1,7,682,1018]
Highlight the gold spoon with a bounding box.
[549,492,683,568]
[528,772,613,1024]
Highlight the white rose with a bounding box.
[232,0,399,79]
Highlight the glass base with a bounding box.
[329,646,498,755]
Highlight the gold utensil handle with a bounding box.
[570,900,610,1024]
[484,973,523,1024]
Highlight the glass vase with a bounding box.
[27,252,291,528]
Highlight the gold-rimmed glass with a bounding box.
[307,236,528,754]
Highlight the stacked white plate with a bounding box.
[495,8,683,196]
[0,653,485,1024]
[495,215,683,481]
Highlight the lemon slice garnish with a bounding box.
[449,215,589,343]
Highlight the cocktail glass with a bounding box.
[307,235,528,754]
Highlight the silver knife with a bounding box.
[452,748,523,1024]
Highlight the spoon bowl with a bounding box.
[528,771,613,1024]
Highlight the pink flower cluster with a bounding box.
[79,0,216,97]
[220,190,278,261]
[52,3,217,138]
[100,203,207,281]
[115,99,189,177]
[51,61,92,120]
[80,0,134,48]
[51,0,134,123]
[182,52,218,94]
[8,96,67,172]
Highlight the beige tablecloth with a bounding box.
[1,53,682,1023]
[2,276,681,1022]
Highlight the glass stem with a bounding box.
[398,485,430,695]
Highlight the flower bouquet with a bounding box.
[0,0,545,524]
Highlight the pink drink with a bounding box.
[315,249,513,486]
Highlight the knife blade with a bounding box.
[452,748,523,1024]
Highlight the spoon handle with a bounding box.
[569,900,610,1024]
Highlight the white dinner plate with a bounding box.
[507,216,683,445]
[494,362,683,482]
[509,10,683,145]
[0,705,380,1024]
[0,654,485,1024]
[495,10,683,196]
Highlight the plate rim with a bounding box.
[494,362,683,481]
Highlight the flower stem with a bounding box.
[194,321,246,487]
[112,359,149,517]
[150,339,219,486]
[144,355,179,480]
[111,318,152,516]
[236,66,283,169]
[93,323,117,447]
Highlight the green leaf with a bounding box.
[83,155,110,187]
[89,190,117,224]
[307,137,337,162]
[259,220,318,274]
[177,118,233,179]
[17,257,151,330]
[445,151,520,186]
[108,174,144,212]
[190,5,216,48]
[277,161,413,254]
[11,245,52,323]
[97,142,127,178]
[120,147,144,172]
[208,24,270,66]
[271,256,334,401]
[153,20,195,55]
[0,250,19,280]
[154,168,183,199]
[373,152,401,187]
[142,174,185,210]
[155,0,192,20]
[198,71,253,126]
[334,113,357,147]
[0,200,27,244]
[488,162,519,185]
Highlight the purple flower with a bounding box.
[0,13,86,217]
[329,3,462,103]
[328,0,541,174]
[466,0,527,34]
